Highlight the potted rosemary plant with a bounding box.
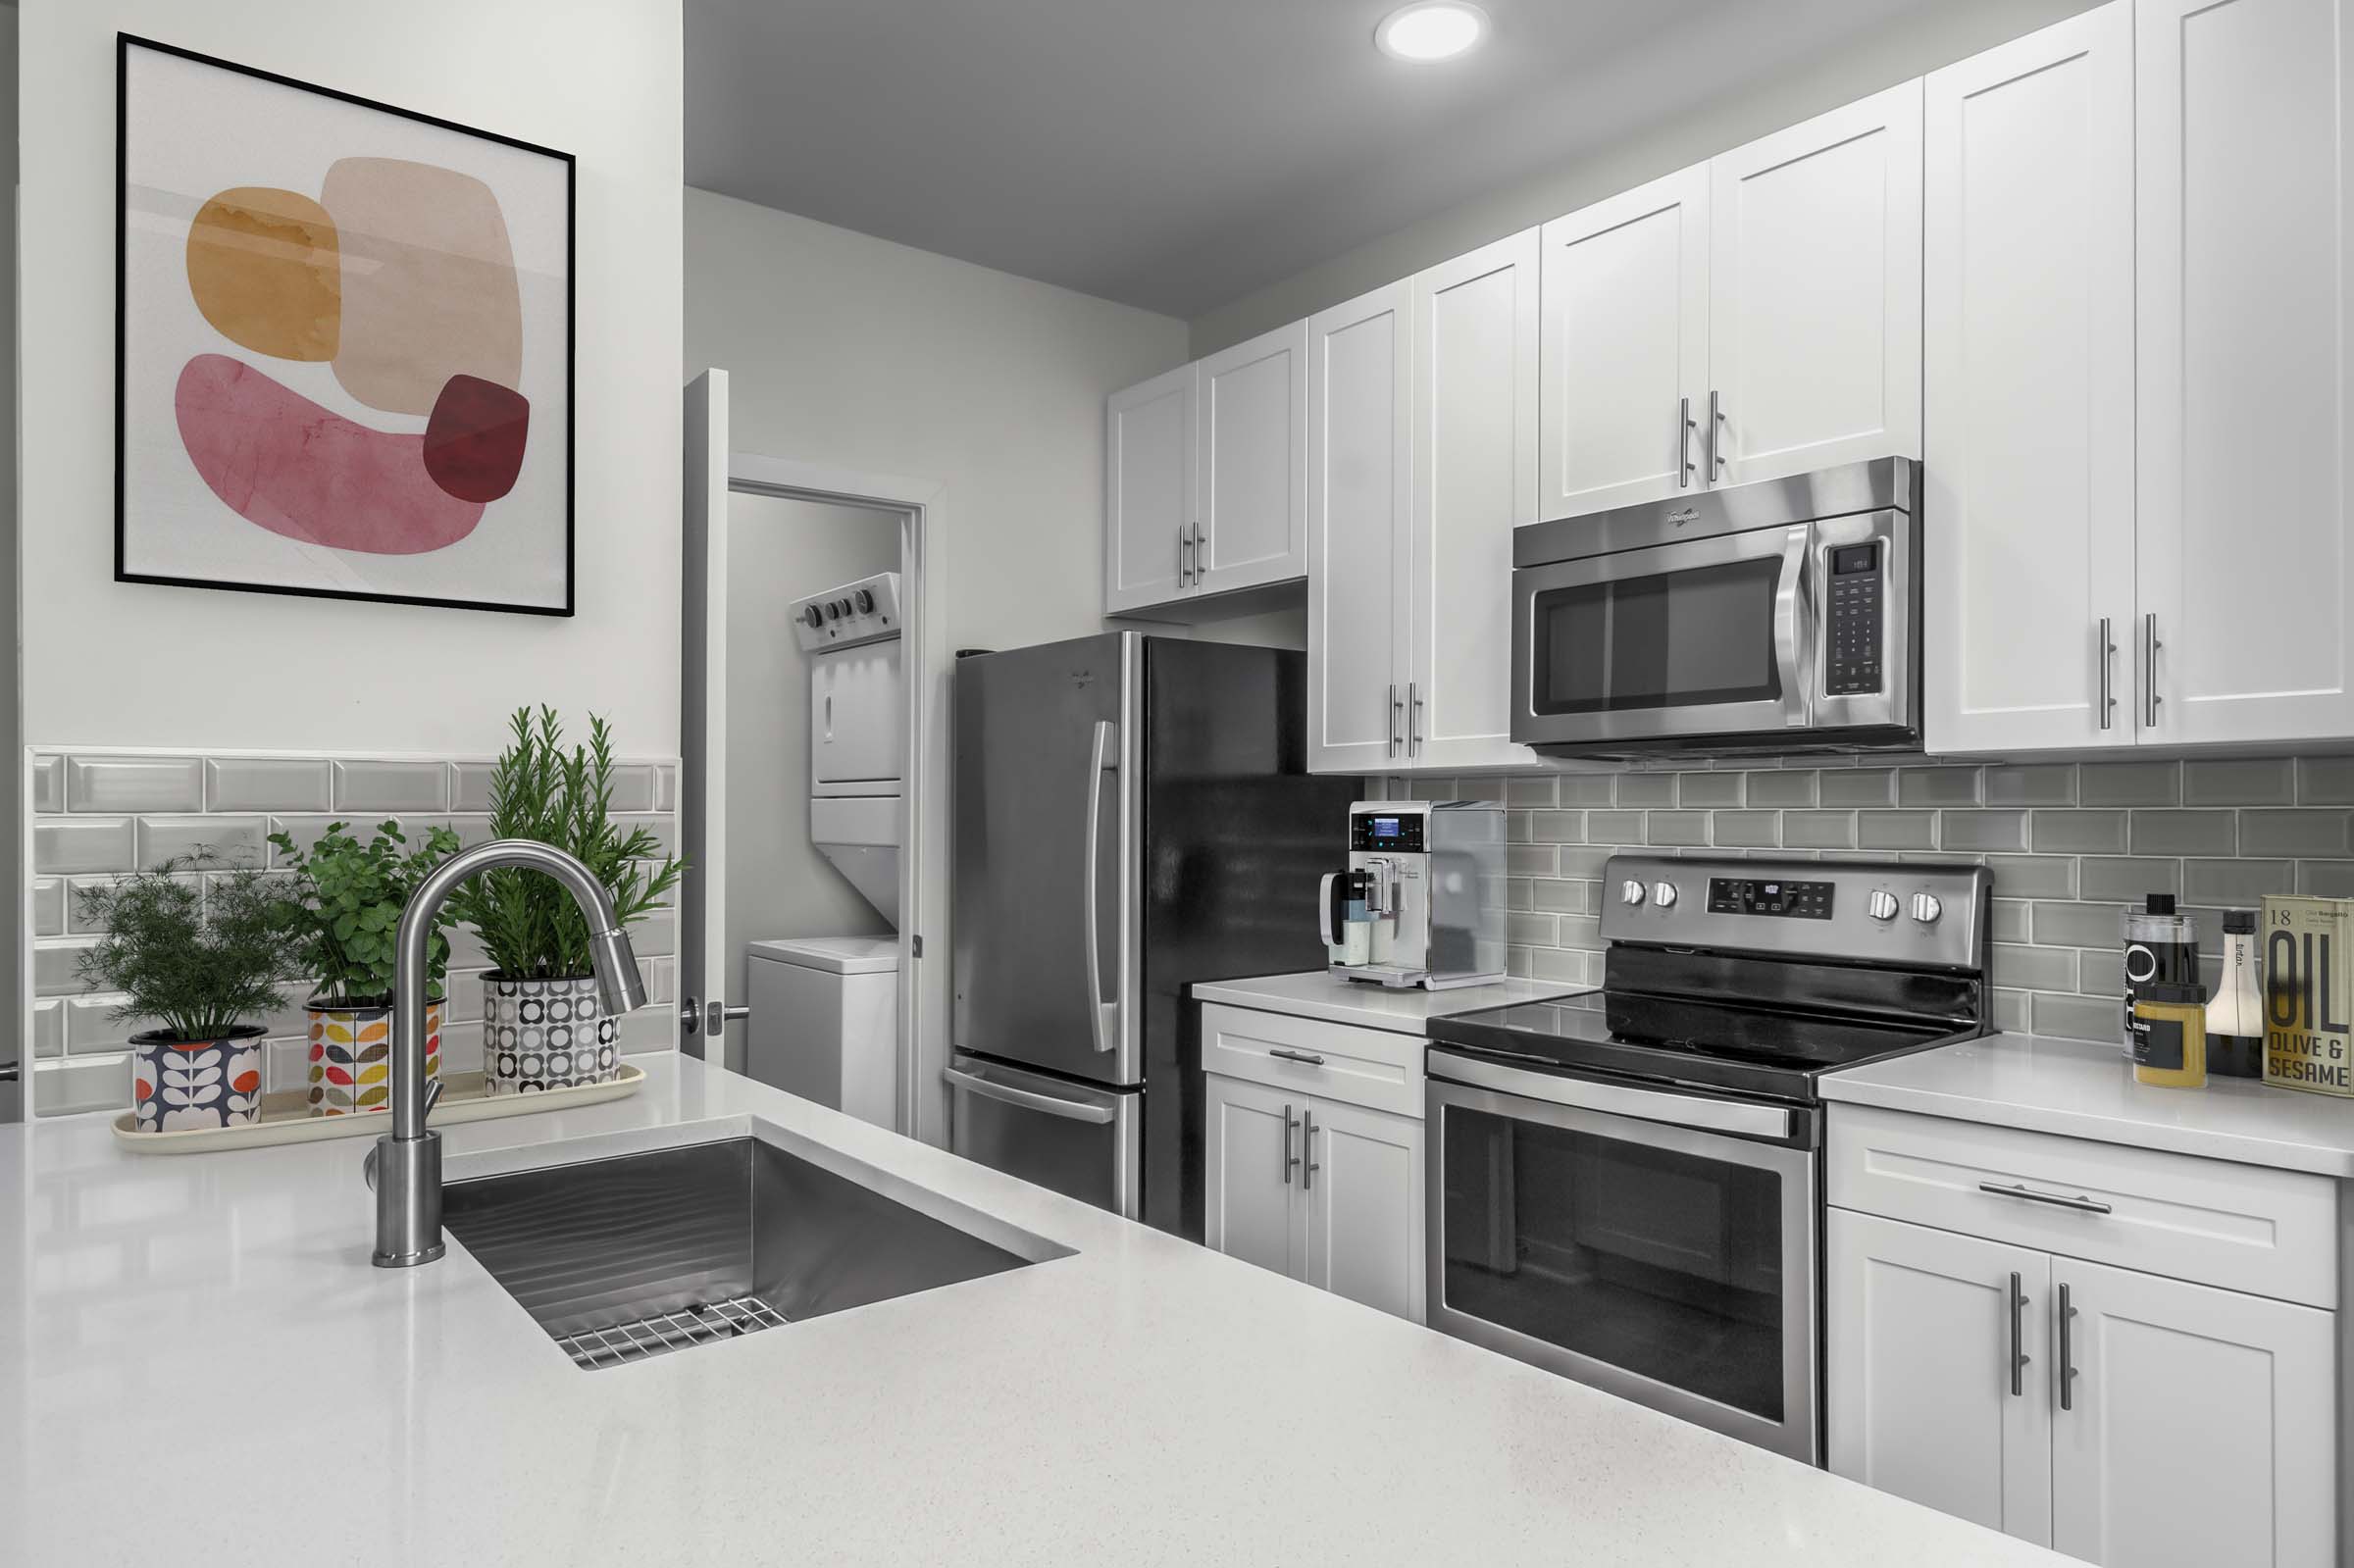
[446,707,684,1093]
[269,819,462,1116]
[76,854,304,1132]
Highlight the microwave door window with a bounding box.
[1534,558,1781,715]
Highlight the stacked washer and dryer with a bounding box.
[743,571,903,1129]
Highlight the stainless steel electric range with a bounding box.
[1423,854,1991,1464]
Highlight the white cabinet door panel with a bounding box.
[1298,1095,1424,1322]
[1203,1073,1301,1282]
[2135,0,2354,745]
[1195,321,1307,595]
[1410,228,1540,772]
[1827,1210,2054,1546]
[2050,1257,2336,1568]
[1104,364,1195,615]
[1537,165,1712,518]
[1923,1,2136,753]
[1710,80,1923,485]
[1306,282,1412,774]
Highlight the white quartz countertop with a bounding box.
[1821,1031,2354,1177]
[1192,969,1587,1033]
[0,1054,2062,1567]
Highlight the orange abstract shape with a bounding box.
[322,157,521,415]
[185,187,341,362]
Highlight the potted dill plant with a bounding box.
[446,707,684,1093]
[270,819,462,1116]
[76,854,304,1132]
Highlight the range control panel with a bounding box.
[1707,876,1833,920]
[1601,854,1990,971]
[791,572,901,653]
[1825,541,1883,696]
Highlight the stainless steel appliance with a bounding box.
[1510,458,1919,756]
[1318,800,1506,989]
[1424,853,1991,1463]
[949,632,1356,1241]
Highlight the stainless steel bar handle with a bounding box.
[1081,719,1119,1054]
[1301,1109,1319,1190]
[1268,1046,1326,1066]
[1191,522,1206,584]
[1708,389,1727,476]
[1177,524,1191,587]
[1678,396,1695,488]
[1282,1102,1299,1185]
[1979,1180,2113,1215]
[1387,683,1401,757]
[1407,682,1422,756]
[2058,1283,2078,1412]
[1772,526,1814,728]
[944,1066,1116,1125]
[2009,1271,2030,1397]
[2143,613,2162,728]
[2097,618,2116,731]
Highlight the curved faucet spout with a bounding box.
[373,838,648,1268]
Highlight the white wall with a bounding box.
[1191,0,2101,355]
[724,491,897,1005]
[18,0,683,757]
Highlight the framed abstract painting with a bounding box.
[116,35,575,616]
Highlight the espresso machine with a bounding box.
[1319,800,1507,989]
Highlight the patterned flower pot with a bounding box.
[482,973,619,1095]
[128,1026,266,1133]
[305,998,440,1116]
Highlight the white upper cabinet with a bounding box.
[1195,321,1308,596]
[2135,0,2354,745]
[1924,2,2137,755]
[1103,363,1195,615]
[1409,229,1541,772]
[1537,168,1711,518]
[1306,281,1413,775]
[1708,80,1923,487]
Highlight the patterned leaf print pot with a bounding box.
[307,1000,440,1115]
[129,1026,267,1133]
[483,976,616,1094]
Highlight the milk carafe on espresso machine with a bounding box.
[1318,801,1507,990]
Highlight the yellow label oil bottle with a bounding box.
[2132,983,2207,1088]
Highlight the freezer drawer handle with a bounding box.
[1268,1047,1326,1067]
[943,1067,1115,1125]
[1083,718,1120,1055]
[1978,1181,2111,1216]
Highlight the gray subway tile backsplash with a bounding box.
[332,759,451,814]
[1982,765,2075,807]
[1614,773,1675,807]
[34,817,134,876]
[2296,757,2354,805]
[205,757,333,813]
[2028,809,2127,855]
[136,814,268,870]
[1676,772,1744,809]
[2128,809,2236,856]
[1817,769,1893,807]
[1746,771,1817,808]
[1939,810,2026,852]
[1897,768,1980,807]
[2238,809,2354,858]
[1858,810,1935,850]
[2079,760,2181,806]
[2182,757,2296,806]
[67,755,203,813]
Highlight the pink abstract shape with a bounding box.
[174,354,485,555]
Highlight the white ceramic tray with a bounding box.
[108,1065,646,1154]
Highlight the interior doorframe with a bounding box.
[721,449,951,1148]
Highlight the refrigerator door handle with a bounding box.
[1084,718,1120,1054]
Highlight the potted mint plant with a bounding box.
[445,707,684,1094]
[76,854,304,1132]
[270,819,462,1116]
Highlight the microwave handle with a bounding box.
[1773,525,1815,728]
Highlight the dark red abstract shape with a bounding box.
[423,374,530,502]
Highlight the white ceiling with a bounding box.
[686,0,1944,322]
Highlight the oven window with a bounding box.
[1530,557,1781,715]
[1439,1102,1786,1421]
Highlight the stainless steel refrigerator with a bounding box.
[948,632,1356,1241]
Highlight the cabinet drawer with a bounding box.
[1827,1104,2337,1309]
[1200,1003,1423,1119]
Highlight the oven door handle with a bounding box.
[1773,524,1815,728]
[1427,1049,1792,1140]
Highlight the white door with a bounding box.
[1195,321,1307,596]
[1306,281,1412,775]
[1825,1210,2053,1546]
[1103,363,1196,616]
[1536,164,1712,517]
[680,370,732,1066]
[1203,1073,1301,1282]
[2135,0,2354,745]
[1409,228,1540,772]
[2050,1257,2336,1568]
[1297,1095,1424,1322]
[1708,80,1924,486]
[1923,1,2136,754]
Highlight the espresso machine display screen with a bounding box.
[1352,813,1426,851]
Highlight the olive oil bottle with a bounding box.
[2264,895,2354,1096]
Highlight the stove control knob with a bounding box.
[1652,881,1677,908]
[1910,892,1944,925]
[1619,879,1647,908]
[1868,890,1899,922]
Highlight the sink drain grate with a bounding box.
[555,1294,790,1369]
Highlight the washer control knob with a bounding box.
[1910,892,1944,925]
[854,587,877,615]
[824,601,843,621]
[800,604,825,631]
[1652,881,1677,908]
[1619,879,1648,907]
[1868,890,1899,922]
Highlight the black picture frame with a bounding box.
[114,33,578,617]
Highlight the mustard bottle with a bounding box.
[2132,982,2208,1088]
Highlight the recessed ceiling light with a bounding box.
[1375,1,1489,63]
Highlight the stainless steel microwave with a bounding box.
[1510,459,1919,757]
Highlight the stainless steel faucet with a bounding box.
[372,838,651,1268]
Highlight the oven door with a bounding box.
[1425,1055,1820,1463]
[1512,521,1816,749]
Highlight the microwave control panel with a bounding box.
[1825,541,1883,696]
[1707,877,1834,921]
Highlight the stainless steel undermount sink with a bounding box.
[441,1134,1050,1368]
